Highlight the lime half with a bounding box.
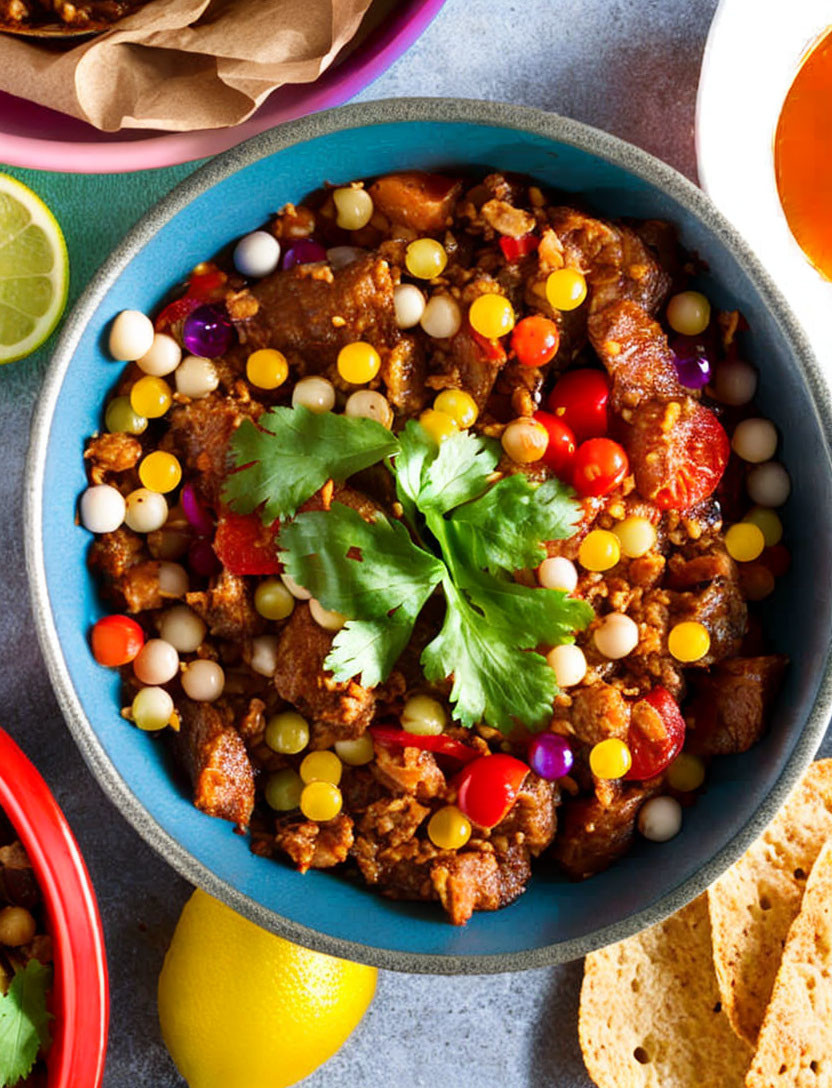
[0,173,69,364]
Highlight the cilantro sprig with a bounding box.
[224,410,592,733]
[0,960,52,1087]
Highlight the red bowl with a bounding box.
[0,729,108,1088]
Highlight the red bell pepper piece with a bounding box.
[625,686,686,781]
[213,512,282,576]
[368,726,479,765]
[499,233,539,261]
[455,753,530,828]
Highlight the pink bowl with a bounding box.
[0,0,446,174]
[0,728,108,1088]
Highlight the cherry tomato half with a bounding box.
[511,315,561,368]
[499,233,540,262]
[627,399,729,511]
[571,437,629,498]
[625,686,686,781]
[186,263,228,301]
[213,512,282,576]
[546,368,610,443]
[91,614,145,667]
[533,410,577,477]
[456,753,529,828]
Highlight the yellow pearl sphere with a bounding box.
[667,752,706,793]
[666,290,711,336]
[337,341,382,384]
[668,621,711,663]
[420,408,458,444]
[468,294,515,339]
[501,417,549,463]
[613,516,657,558]
[332,186,374,231]
[433,388,478,428]
[246,348,288,390]
[725,522,765,563]
[138,451,182,494]
[405,238,448,279]
[428,805,472,851]
[300,781,343,822]
[130,375,172,419]
[264,769,303,812]
[743,506,783,547]
[589,738,632,780]
[299,750,343,786]
[545,268,587,311]
[265,711,309,755]
[578,529,621,572]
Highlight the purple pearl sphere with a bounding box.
[528,733,574,781]
[182,305,234,358]
[282,238,327,269]
[181,482,214,535]
[671,337,712,390]
[188,539,221,578]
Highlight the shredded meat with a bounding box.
[272,814,354,873]
[84,432,142,482]
[371,743,446,801]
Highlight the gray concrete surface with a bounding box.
[5,1,821,1085]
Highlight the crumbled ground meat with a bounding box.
[186,569,264,641]
[84,432,142,483]
[272,814,354,873]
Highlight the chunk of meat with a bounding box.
[368,173,462,233]
[352,834,440,899]
[372,743,446,801]
[492,773,558,855]
[247,256,399,370]
[88,527,143,581]
[0,842,39,909]
[670,580,747,666]
[358,795,429,847]
[427,326,507,408]
[430,841,532,925]
[626,397,730,511]
[272,814,354,873]
[481,198,535,239]
[588,299,684,411]
[167,394,261,506]
[686,655,787,755]
[568,683,632,747]
[553,787,651,879]
[273,605,376,739]
[174,701,255,829]
[186,569,264,640]
[550,208,670,316]
[381,333,427,415]
[117,559,165,613]
[88,528,166,612]
[84,432,142,483]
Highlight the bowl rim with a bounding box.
[0,0,447,175]
[25,97,832,974]
[0,727,109,1087]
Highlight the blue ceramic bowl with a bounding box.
[26,100,832,973]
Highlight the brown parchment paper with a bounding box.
[0,0,373,132]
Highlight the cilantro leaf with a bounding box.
[422,579,559,730]
[327,612,422,689]
[414,430,500,514]
[279,503,444,620]
[450,474,585,573]
[0,960,52,1088]
[393,420,438,519]
[223,406,399,521]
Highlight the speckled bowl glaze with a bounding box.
[26,99,832,973]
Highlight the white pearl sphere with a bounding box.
[394,284,426,329]
[133,638,180,685]
[80,484,126,534]
[327,246,365,270]
[638,796,683,842]
[309,598,347,632]
[345,390,393,428]
[746,462,791,507]
[249,635,278,678]
[420,295,462,339]
[136,333,181,377]
[233,231,281,279]
[546,644,587,687]
[158,562,189,598]
[175,355,219,399]
[109,310,155,362]
[333,187,374,231]
[593,613,639,660]
[732,418,778,463]
[538,556,578,592]
[181,659,225,702]
[401,694,446,736]
[292,376,335,414]
[280,573,312,601]
[124,489,169,534]
[713,359,757,406]
[159,605,206,653]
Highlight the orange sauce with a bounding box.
[775,27,832,279]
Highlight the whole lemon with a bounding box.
[158,890,377,1088]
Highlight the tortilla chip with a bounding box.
[708,760,832,1046]
[745,840,832,1087]
[579,894,752,1088]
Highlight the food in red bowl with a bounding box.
[0,729,108,1088]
